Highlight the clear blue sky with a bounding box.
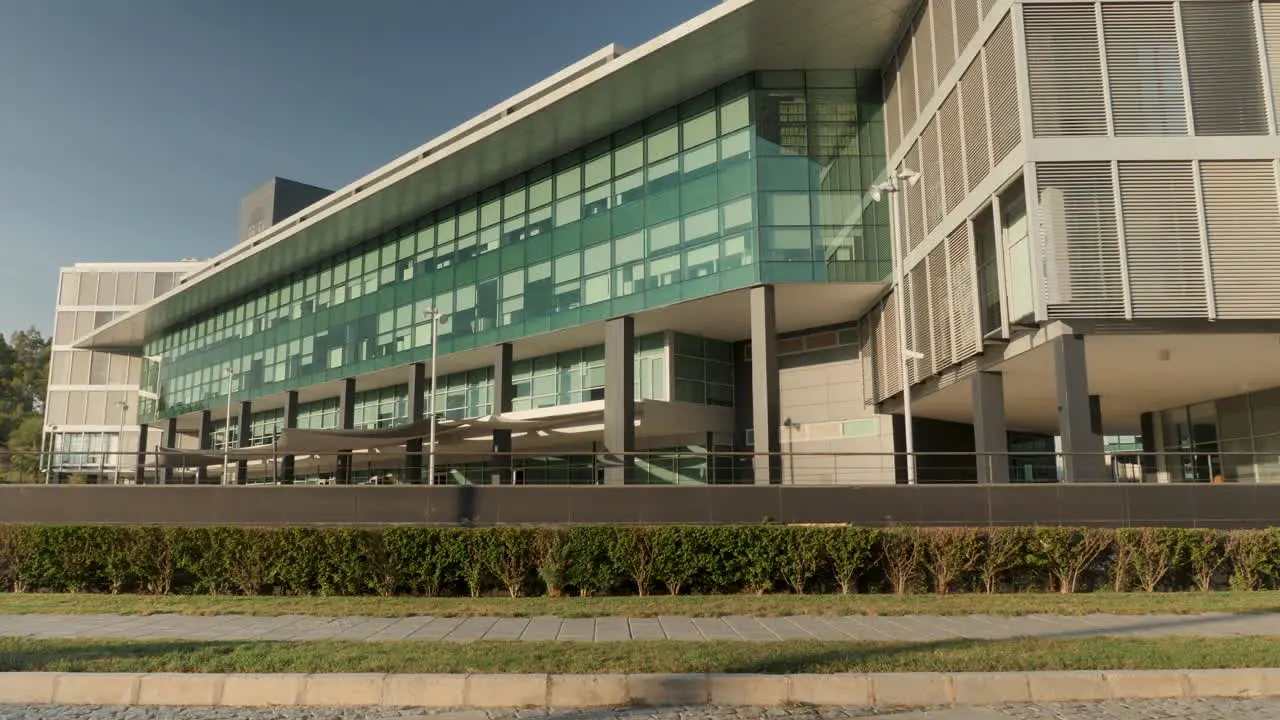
[0,0,718,334]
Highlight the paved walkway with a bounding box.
[3,701,1279,719]
[2,611,1279,643]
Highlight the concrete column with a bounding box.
[281,391,299,483]
[491,343,514,485]
[603,316,635,485]
[196,410,212,482]
[162,417,178,483]
[1055,334,1106,482]
[1139,411,1157,480]
[236,400,252,484]
[135,424,150,485]
[973,371,1010,484]
[405,362,426,484]
[750,285,781,484]
[335,378,356,484]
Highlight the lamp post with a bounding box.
[873,168,923,485]
[113,402,128,485]
[422,308,450,485]
[45,425,57,484]
[222,368,237,485]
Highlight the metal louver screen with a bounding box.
[961,58,991,191]
[1262,2,1280,125]
[900,34,920,139]
[1201,161,1280,318]
[904,144,926,252]
[985,14,1021,163]
[1038,162,1126,319]
[981,0,997,18]
[884,64,903,158]
[955,0,981,56]
[947,224,981,361]
[1118,161,1206,318]
[1102,3,1188,136]
[872,298,903,401]
[918,6,938,109]
[922,117,945,233]
[1181,1,1269,136]
[926,244,954,377]
[939,90,966,212]
[935,0,958,84]
[905,268,933,385]
[1024,4,1108,137]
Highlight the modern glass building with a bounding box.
[57,0,1280,484]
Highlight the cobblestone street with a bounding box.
[3,701,1280,720]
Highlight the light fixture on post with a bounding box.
[45,425,58,484]
[422,308,450,485]
[113,402,129,485]
[872,168,924,485]
[222,367,238,486]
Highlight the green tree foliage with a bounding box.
[0,329,52,468]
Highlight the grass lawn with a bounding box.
[0,636,1277,674]
[0,591,1278,618]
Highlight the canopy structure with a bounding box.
[153,407,636,469]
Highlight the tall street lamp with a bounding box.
[222,368,238,485]
[114,402,129,485]
[45,425,58,484]
[422,308,450,485]
[872,168,924,485]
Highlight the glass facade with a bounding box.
[1153,388,1280,483]
[142,71,887,422]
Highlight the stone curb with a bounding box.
[0,669,1278,708]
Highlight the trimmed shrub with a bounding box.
[879,526,923,594]
[564,526,622,597]
[1117,527,1183,593]
[1228,529,1280,591]
[610,527,658,596]
[1183,528,1228,593]
[532,528,570,597]
[922,527,981,594]
[0,523,1275,598]
[483,527,535,598]
[977,527,1026,594]
[1032,527,1113,594]
[651,526,710,596]
[382,528,461,597]
[778,526,828,595]
[826,526,878,595]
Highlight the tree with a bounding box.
[4,328,50,414]
[5,415,44,478]
[0,328,50,449]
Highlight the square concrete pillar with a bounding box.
[135,424,150,484]
[973,371,1010,484]
[750,285,781,484]
[491,343,514,485]
[236,400,252,484]
[1055,334,1106,482]
[604,316,635,485]
[196,410,212,482]
[405,362,426,483]
[335,378,356,484]
[281,391,299,483]
[162,417,178,483]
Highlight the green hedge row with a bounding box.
[0,525,1277,597]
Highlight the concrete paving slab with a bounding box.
[555,618,595,642]
[657,615,702,641]
[518,616,562,641]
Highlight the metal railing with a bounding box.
[1,449,1272,486]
